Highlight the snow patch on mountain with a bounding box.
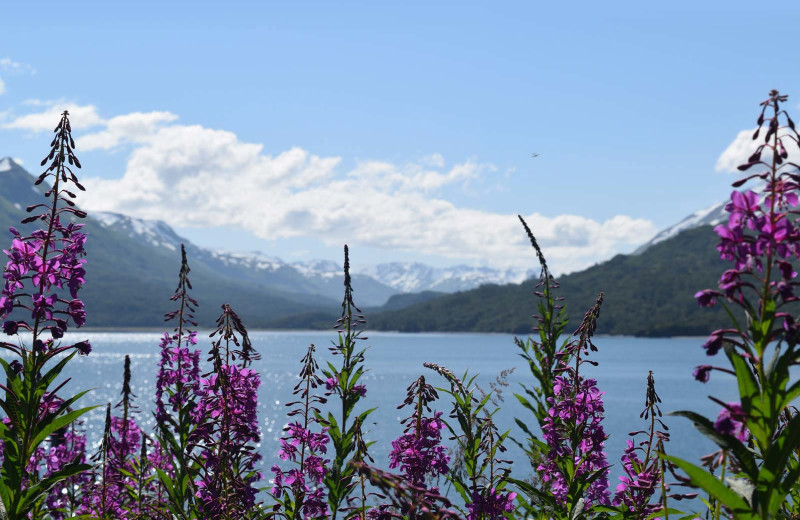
[93,211,180,251]
[633,200,728,254]
[356,262,534,293]
[0,158,13,172]
[210,250,283,271]
[292,260,341,279]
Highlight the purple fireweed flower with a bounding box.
[693,365,713,382]
[714,402,749,442]
[155,331,201,422]
[2,320,17,335]
[694,290,719,308]
[702,330,725,356]
[324,376,337,392]
[467,488,517,520]
[388,375,449,491]
[389,413,450,486]
[613,440,660,512]
[725,189,760,231]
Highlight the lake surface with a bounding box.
[25,331,740,499]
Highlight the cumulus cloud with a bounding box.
[716,127,800,173]
[70,114,655,273]
[2,102,105,132]
[0,76,4,96]
[78,111,179,150]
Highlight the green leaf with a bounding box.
[663,455,754,518]
[508,478,556,507]
[670,410,758,479]
[760,411,800,504]
[31,405,98,449]
[18,461,92,515]
[38,351,77,391]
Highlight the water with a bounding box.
[22,331,739,502]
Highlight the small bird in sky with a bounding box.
[530,153,540,158]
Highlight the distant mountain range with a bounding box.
[0,156,746,335]
[0,157,535,328]
[91,210,534,304]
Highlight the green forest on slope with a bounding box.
[368,225,732,337]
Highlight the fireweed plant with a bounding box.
[677,89,800,519]
[153,243,203,518]
[529,294,611,518]
[599,371,694,520]
[0,111,95,520]
[321,245,376,520]
[192,303,263,519]
[271,344,331,520]
[361,375,453,520]
[80,356,144,518]
[388,375,449,491]
[513,216,569,463]
[510,218,681,520]
[424,362,517,520]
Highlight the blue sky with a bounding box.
[1,1,799,273]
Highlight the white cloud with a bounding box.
[2,102,105,132]
[0,76,5,96]
[77,111,179,150]
[72,114,655,273]
[716,127,800,173]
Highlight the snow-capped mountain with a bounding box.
[0,158,15,172]
[356,262,534,293]
[633,200,728,254]
[89,211,533,304]
[93,212,184,252]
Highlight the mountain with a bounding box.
[91,212,397,307]
[355,262,534,293]
[633,200,727,254]
[0,157,529,328]
[0,158,337,329]
[368,224,731,336]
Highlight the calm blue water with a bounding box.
[26,331,740,498]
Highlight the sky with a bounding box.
[1,0,799,274]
